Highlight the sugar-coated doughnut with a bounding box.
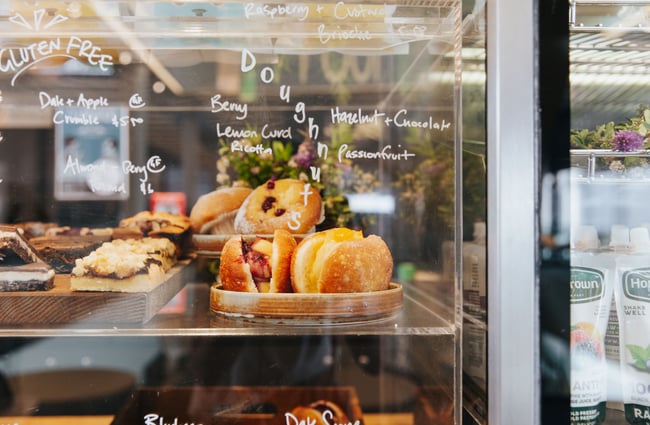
[291,227,393,293]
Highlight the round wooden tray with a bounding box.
[210,283,403,323]
[193,234,309,255]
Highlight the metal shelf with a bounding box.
[571,149,650,183]
[571,0,650,32]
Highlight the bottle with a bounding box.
[462,222,487,392]
[615,227,650,424]
[603,225,631,412]
[570,224,613,425]
[462,222,486,321]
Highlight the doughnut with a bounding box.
[291,227,393,293]
[234,178,323,234]
[219,229,297,293]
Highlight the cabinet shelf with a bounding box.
[571,149,650,183]
[0,1,461,52]
[0,282,455,338]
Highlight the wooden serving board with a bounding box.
[0,260,193,325]
[211,283,403,324]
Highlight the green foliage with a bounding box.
[570,122,616,150]
[571,105,650,150]
[571,105,650,173]
[394,127,456,229]
[215,124,378,229]
[628,104,650,137]
[217,138,298,189]
[627,344,650,371]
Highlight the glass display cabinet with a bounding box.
[538,0,650,424]
[0,0,490,424]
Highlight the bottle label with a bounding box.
[623,268,650,302]
[571,267,605,304]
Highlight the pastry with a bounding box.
[234,178,323,234]
[219,229,297,293]
[13,222,58,239]
[291,228,393,293]
[289,400,350,425]
[0,225,54,291]
[70,237,177,292]
[189,187,252,234]
[44,226,114,237]
[119,211,191,237]
[118,211,191,255]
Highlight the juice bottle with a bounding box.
[615,227,650,424]
[463,221,486,321]
[570,225,613,424]
[604,225,631,411]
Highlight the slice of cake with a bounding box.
[0,225,55,291]
[30,235,110,274]
[70,237,177,293]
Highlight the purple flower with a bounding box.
[613,130,645,151]
[291,141,317,169]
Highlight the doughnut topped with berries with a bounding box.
[234,178,323,234]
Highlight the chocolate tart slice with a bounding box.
[0,225,54,291]
[30,235,110,274]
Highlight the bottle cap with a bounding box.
[473,222,486,242]
[609,224,630,248]
[630,227,650,252]
[573,225,599,250]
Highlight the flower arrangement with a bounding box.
[571,105,650,175]
[612,130,645,152]
[215,124,379,229]
[571,105,650,151]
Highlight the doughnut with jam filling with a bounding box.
[219,229,296,293]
